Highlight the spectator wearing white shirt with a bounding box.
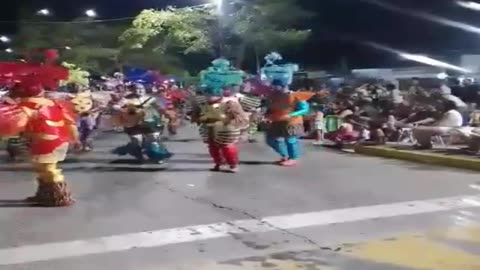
[413,100,463,149]
[386,83,403,105]
[439,84,467,111]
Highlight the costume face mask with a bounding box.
[261,52,298,92]
[199,58,244,98]
[71,91,94,114]
[134,84,146,96]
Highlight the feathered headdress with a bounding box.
[0,49,68,96]
[199,58,244,96]
[260,52,298,87]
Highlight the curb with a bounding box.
[354,145,480,172]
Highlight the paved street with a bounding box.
[0,126,480,270]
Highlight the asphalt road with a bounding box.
[0,126,479,270]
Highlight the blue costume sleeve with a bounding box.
[288,100,309,118]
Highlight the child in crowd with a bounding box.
[77,112,96,152]
[312,106,325,145]
[6,134,27,162]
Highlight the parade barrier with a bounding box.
[354,145,480,172]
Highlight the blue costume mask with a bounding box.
[260,52,298,92]
[199,58,244,98]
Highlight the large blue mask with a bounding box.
[260,52,298,89]
[199,58,244,97]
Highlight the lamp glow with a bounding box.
[37,9,51,16]
[85,9,97,18]
[437,72,448,80]
[212,0,223,13]
[5,48,13,53]
[457,1,480,11]
[0,36,10,43]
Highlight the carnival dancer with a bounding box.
[237,85,263,143]
[70,90,97,152]
[193,59,249,173]
[262,52,313,166]
[112,83,172,164]
[158,85,179,136]
[0,92,26,161]
[0,74,77,206]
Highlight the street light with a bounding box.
[85,9,97,18]
[37,9,51,16]
[457,1,480,11]
[5,48,13,53]
[0,36,10,43]
[65,46,72,50]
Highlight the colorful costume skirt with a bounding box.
[266,121,304,138]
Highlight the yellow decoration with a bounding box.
[60,62,90,87]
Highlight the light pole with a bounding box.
[213,0,223,14]
[212,0,224,57]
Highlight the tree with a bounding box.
[13,14,124,73]
[12,10,188,75]
[120,0,312,68]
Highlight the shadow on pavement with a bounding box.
[0,200,42,208]
[240,160,276,165]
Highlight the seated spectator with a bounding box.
[337,100,354,118]
[324,115,360,144]
[387,83,404,106]
[413,100,463,149]
[360,120,386,146]
[439,84,467,111]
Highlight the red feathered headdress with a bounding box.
[11,74,44,98]
[0,49,68,96]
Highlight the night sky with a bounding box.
[1,0,479,70]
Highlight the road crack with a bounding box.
[162,185,328,250]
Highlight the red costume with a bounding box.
[0,50,76,207]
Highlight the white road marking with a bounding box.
[1,194,480,265]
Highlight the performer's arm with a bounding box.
[288,100,309,118]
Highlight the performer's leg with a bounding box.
[282,136,300,166]
[248,122,258,143]
[167,111,178,136]
[266,136,288,162]
[144,132,172,163]
[29,162,74,207]
[221,144,239,172]
[208,143,223,171]
[129,134,145,161]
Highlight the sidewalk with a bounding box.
[354,144,480,172]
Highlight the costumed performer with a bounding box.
[0,75,77,206]
[237,83,263,143]
[69,90,102,152]
[262,52,313,166]
[0,92,27,161]
[193,59,249,173]
[112,83,172,164]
